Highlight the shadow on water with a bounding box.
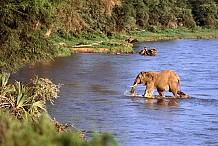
[10,39,218,146]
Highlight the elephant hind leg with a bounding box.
[172,91,178,98]
[169,83,178,98]
[177,91,186,96]
[171,89,178,98]
[157,90,165,97]
[177,91,191,98]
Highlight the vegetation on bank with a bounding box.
[53,27,218,56]
[0,111,118,146]
[0,71,118,146]
[1,0,218,72]
[0,71,59,122]
[127,27,218,41]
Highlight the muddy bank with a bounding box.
[69,47,134,54]
[70,47,109,53]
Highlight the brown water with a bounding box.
[11,39,218,146]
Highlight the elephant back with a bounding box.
[161,70,180,83]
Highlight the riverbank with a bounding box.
[54,28,218,55]
[0,71,118,145]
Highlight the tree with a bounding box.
[0,0,63,72]
[190,0,218,27]
[173,0,196,28]
[111,3,136,32]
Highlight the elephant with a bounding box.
[139,47,157,56]
[130,70,186,98]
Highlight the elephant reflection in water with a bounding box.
[145,98,179,107]
[130,70,189,98]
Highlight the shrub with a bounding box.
[0,71,60,122]
[0,112,118,146]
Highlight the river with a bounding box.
[11,39,218,146]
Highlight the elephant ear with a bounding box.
[145,72,154,80]
[140,71,146,79]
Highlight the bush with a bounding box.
[0,71,60,122]
[0,112,118,146]
[0,71,118,146]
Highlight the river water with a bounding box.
[11,39,218,146]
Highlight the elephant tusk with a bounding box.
[130,84,137,88]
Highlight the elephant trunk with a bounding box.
[130,84,137,93]
[130,77,140,93]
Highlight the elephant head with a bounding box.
[130,71,155,97]
[130,70,184,98]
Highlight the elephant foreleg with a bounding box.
[130,83,138,93]
[144,89,153,98]
[144,82,154,98]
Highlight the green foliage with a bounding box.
[108,0,217,31]
[0,0,218,72]
[1,0,217,72]
[111,3,135,32]
[0,0,63,72]
[0,71,60,122]
[89,133,118,146]
[0,111,118,146]
[190,0,218,28]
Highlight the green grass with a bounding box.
[127,27,218,41]
[52,32,133,55]
[52,27,218,56]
